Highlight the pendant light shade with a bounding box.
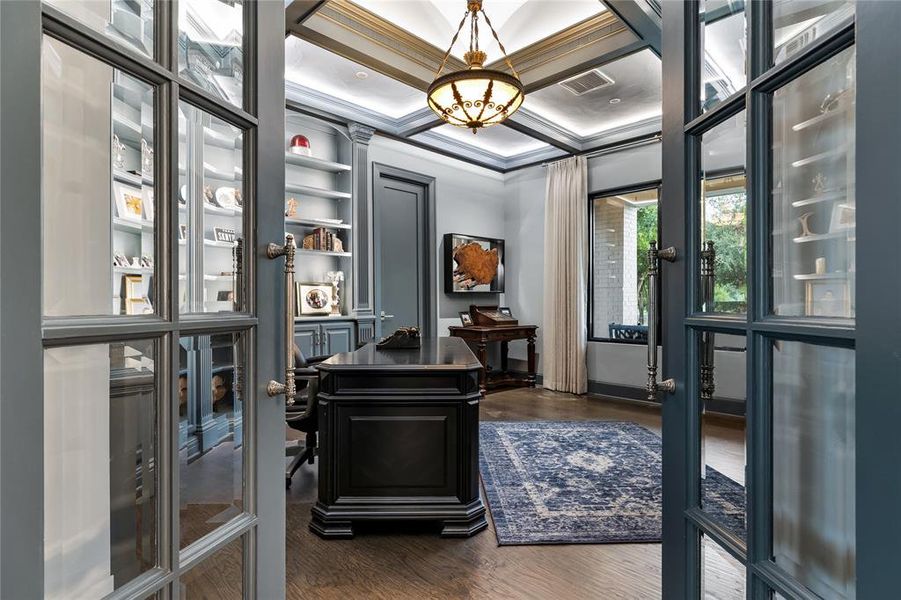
[427,1,525,133]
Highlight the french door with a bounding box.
[0,1,287,598]
[660,1,900,598]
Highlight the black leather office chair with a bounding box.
[285,345,330,488]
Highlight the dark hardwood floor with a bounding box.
[285,387,746,599]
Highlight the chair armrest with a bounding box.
[305,355,331,365]
[293,367,320,379]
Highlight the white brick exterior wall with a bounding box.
[592,199,639,337]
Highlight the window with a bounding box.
[702,172,747,313]
[590,186,660,342]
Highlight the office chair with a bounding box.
[285,344,330,488]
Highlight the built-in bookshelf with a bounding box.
[771,46,856,319]
[285,109,354,317]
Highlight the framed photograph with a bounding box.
[213,227,237,243]
[113,182,144,222]
[499,306,513,317]
[459,311,474,326]
[805,280,851,317]
[217,290,235,302]
[444,233,505,293]
[143,188,154,221]
[829,203,855,232]
[296,282,333,316]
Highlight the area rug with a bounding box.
[479,421,745,545]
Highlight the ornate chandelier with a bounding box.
[427,0,525,133]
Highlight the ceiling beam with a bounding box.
[604,0,662,56]
[285,0,325,35]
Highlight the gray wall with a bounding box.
[367,137,746,401]
[367,136,508,336]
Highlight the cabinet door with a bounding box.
[294,324,319,360]
[321,322,354,355]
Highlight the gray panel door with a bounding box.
[375,175,427,337]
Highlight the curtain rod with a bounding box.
[541,132,662,168]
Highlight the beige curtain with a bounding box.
[542,156,588,394]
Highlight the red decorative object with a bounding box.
[289,134,312,156]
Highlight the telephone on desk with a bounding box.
[469,305,517,327]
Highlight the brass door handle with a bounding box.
[380,311,395,321]
[646,240,676,400]
[266,235,297,405]
[700,241,716,401]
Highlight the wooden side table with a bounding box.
[447,325,538,394]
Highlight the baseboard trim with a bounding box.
[587,380,745,417]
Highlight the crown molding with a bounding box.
[579,114,662,148]
[285,81,399,134]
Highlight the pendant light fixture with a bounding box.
[427,0,525,133]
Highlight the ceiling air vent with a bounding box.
[558,69,615,96]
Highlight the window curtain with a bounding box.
[542,155,588,394]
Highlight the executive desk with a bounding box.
[310,337,487,539]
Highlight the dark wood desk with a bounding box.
[447,325,538,394]
[311,337,487,539]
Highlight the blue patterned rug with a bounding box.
[479,421,745,545]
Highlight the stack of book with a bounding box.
[302,227,343,252]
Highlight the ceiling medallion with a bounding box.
[427,0,525,134]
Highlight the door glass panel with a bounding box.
[699,334,746,540]
[590,188,659,340]
[44,340,158,597]
[44,0,154,57]
[178,103,245,314]
[701,111,747,314]
[699,0,746,111]
[702,535,746,599]
[178,535,244,598]
[42,37,156,318]
[773,0,855,65]
[772,341,855,599]
[179,332,245,548]
[771,47,855,319]
[178,0,244,109]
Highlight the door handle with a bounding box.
[700,241,716,401]
[266,234,297,405]
[646,240,676,400]
[380,311,395,321]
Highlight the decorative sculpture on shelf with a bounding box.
[141,138,153,175]
[798,211,817,237]
[326,270,344,316]
[112,134,126,170]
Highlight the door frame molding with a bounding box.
[371,162,438,339]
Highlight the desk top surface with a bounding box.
[319,336,481,371]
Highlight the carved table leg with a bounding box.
[527,335,536,387]
[477,340,488,395]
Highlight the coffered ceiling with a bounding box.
[284,0,663,171]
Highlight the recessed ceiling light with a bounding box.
[609,98,622,104]
[354,71,369,80]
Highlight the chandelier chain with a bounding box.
[479,9,518,78]
[434,9,471,80]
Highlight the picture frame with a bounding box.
[829,203,855,233]
[113,181,144,222]
[459,311,474,326]
[805,280,851,318]
[499,307,513,317]
[296,282,334,316]
[142,188,154,221]
[213,227,237,244]
[444,233,506,293]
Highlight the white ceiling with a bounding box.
[524,48,661,137]
[352,0,606,62]
[285,37,425,119]
[417,123,550,158]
